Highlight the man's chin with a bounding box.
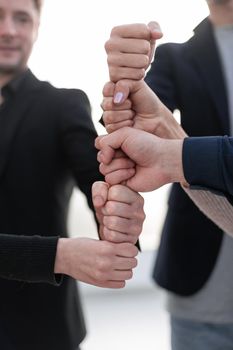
[0,63,23,75]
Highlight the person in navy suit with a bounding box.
[100,3,233,347]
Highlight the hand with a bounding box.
[102,80,186,139]
[96,127,187,192]
[54,237,138,289]
[104,21,186,139]
[105,22,163,83]
[92,181,145,244]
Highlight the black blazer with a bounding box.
[0,70,103,350]
[145,18,229,296]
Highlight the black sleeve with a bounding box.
[59,89,104,216]
[0,234,61,285]
[183,136,233,199]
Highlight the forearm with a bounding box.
[180,135,233,235]
[183,136,233,196]
[0,234,60,285]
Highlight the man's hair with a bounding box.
[33,0,43,12]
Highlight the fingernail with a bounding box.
[114,92,124,104]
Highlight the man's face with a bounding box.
[0,0,39,74]
[207,0,233,4]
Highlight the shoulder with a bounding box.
[38,82,89,103]
[35,82,91,112]
[155,42,187,60]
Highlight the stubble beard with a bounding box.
[0,53,26,76]
[207,0,232,4]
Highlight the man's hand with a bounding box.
[105,22,162,83]
[96,127,187,192]
[92,181,145,245]
[54,237,138,289]
[103,21,186,139]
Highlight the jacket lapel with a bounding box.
[0,70,41,180]
[187,18,229,134]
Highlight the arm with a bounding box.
[101,22,233,236]
[183,136,233,197]
[182,136,233,236]
[54,236,138,289]
[0,231,137,288]
[54,181,144,288]
[59,89,104,214]
[96,128,233,236]
[0,234,59,284]
[0,182,141,288]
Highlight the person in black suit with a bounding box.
[0,1,145,350]
[100,6,233,348]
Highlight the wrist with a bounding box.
[157,105,187,140]
[54,238,70,275]
[162,139,188,186]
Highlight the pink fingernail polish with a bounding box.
[114,92,124,104]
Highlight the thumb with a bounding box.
[92,181,110,208]
[113,79,140,105]
[147,21,163,40]
[147,21,163,66]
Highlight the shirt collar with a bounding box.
[1,68,30,100]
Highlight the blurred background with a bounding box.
[29,1,209,348]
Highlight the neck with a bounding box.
[209,2,233,26]
[0,73,15,89]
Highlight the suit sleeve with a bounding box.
[58,89,104,215]
[0,234,61,285]
[145,44,178,112]
[181,136,233,236]
[183,136,233,197]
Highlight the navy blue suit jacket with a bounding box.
[183,136,233,199]
[145,18,229,295]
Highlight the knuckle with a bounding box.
[103,112,114,124]
[134,209,146,222]
[137,69,146,80]
[108,185,120,199]
[130,245,139,257]
[99,163,106,175]
[110,26,120,36]
[126,270,133,280]
[141,40,151,54]
[107,230,119,242]
[94,269,105,281]
[105,201,115,215]
[105,98,114,111]
[105,39,114,53]
[108,67,118,83]
[106,124,116,133]
[141,54,150,67]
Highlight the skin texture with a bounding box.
[54,181,145,288]
[96,128,185,192]
[98,22,189,193]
